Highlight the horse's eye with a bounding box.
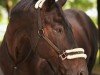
[57,28,62,33]
[54,28,63,34]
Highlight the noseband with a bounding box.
[35,0,87,61]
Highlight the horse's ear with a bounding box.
[45,0,67,11]
[58,0,67,6]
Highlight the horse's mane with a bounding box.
[11,0,67,15]
[10,0,35,14]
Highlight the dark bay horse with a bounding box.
[0,0,98,75]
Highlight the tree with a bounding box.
[0,0,19,23]
[0,0,19,13]
[5,0,13,13]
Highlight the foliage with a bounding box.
[0,6,8,25]
[0,0,19,8]
[63,0,96,11]
[0,10,2,22]
[0,0,5,7]
[63,0,97,26]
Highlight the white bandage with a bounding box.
[59,48,87,60]
[35,0,58,9]
[67,54,87,59]
[66,48,84,53]
[66,48,87,59]
[39,0,46,8]
[55,0,58,2]
[35,0,45,9]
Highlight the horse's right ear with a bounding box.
[44,0,67,11]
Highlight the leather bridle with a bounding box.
[36,2,87,74]
[36,0,87,61]
[36,1,78,60]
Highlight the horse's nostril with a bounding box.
[77,71,84,75]
[79,71,88,75]
[80,72,83,75]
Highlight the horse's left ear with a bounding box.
[44,0,67,11]
[58,0,67,7]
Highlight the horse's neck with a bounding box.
[0,37,30,64]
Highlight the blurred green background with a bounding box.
[0,0,99,74]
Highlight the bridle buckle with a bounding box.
[38,29,44,36]
[59,52,67,60]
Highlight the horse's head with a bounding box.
[35,1,88,75]
[5,0,88,75]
